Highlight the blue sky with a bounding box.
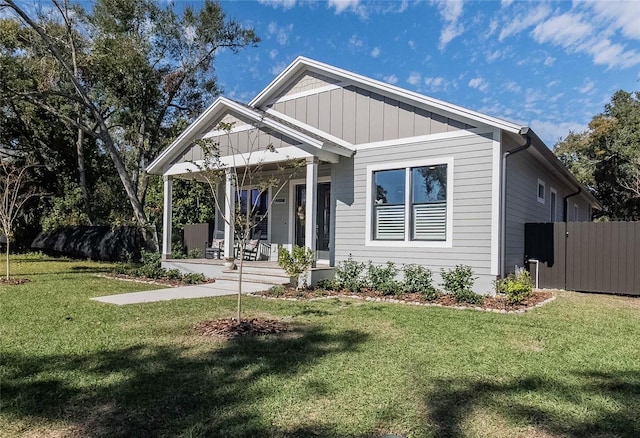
[208,0,640,147]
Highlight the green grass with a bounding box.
[1,254,639,437]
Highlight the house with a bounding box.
[146,56,600,293]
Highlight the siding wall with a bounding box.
[273,72,340,100]
[504,146,593,273]
[333,131,497,293]
[269,85,474,144]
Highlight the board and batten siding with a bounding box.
[269,85,474,144]
[333,131,497,293]
[504,148,592,274]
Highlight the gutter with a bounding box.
[499,127,532,277]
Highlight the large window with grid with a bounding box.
[372,163,448,242]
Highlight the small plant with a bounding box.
[164,269,183,280]
[188,248,203,259]
[316,278,337,290]
[496,267,533,304]
[268,284,286,297]
[278,245,314,289]
[403,264,439,300]
[440,264,483,305]
[182,273,206,284]
[137,250,164,279]
[334,255,366,293]
[367,261,401,295]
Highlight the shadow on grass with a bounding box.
[2,325,370,437]
[424,371,640,437]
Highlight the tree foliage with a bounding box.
[0,0,259,245]
[554,90,640,220]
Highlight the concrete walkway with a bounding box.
[91,280,271,305]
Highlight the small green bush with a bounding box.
[334,255,366,293]
[367,262,401,295]
[188,248,203,259]
[403,264,439,300]
[316,278,337,290]
[182,273,206,284]
[278,245,314,289]
[268,285,286,297]
[440,264,483,305]
[496,268,533,303]
[137,250,164,279]
[164,269,183,280]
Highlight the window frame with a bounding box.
[574,203,579,222]
[537,179,546,204]
[549,187,557,222]
[365,157,454,248]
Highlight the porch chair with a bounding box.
[236,238,261,261]
[204,230,225,259]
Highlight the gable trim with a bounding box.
[267,82,348,106]
[354,127,493,150]
[264,108,354,149]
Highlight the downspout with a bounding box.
[563,188,581,222]
[500,127,532,277]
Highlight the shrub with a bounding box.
[268,285,286,297]
[137,250,164,279]
[440,264,483,305]
[164,269,183,280]
[188,248,203,259]
[334,255,366,293]
[367,261,401,295]
[403,264,439,300]
[278,245,314,289]
[496,268,533,304]
[182,273,206,284]
[316,278,337,290]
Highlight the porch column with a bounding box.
[305,157,318,265]
[162,175,173,260]
[223,168,235,258]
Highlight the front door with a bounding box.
[294,182,331,260]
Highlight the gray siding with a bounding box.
[274,71,340,101]
[269,85,475,144]
[504,148,594,274]
[333,132,496,293]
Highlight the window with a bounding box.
[369,158,452,246]
[237,188,269,239]
[537,179,545,204]
[550,188,557,222]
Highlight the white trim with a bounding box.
[490,129,501,276]
[264,108,354,150]
[364,157,454,248]
[251,56,523,134]
[537,179,546,204]
[288,176,331,262]
[267,82,347,106]
[355,127,493,151]
[201,123,254,139]
[161,176,173,259]
[550,188,558,222]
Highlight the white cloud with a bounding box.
[487,19,498,37]
[530,119,587,146]
[383,74,398,85]
[407,72,422,86]
[269,49,279,60]
[348,34,364,49]
[270,61,287,76]
[257,0,297,10]
[424,76,446,92]
[486,50,502,63]
[328,0,361,14]
[532,12,640,68]
[468,77,488,92]
[504,81,521,93]
[408,40,416,50]
[499,4,551,41]
[267,22,294,46]
[431,0,465,50]
[371,47,380,58]
[585,0,640,40]
[577,79,595,94]
[501,0,514,7]
[543,56,555,66]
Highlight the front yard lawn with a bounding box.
[1,254,639,437]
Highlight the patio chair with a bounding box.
[236,238,261,261]
[204,230,225,259]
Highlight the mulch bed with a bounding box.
[0,278,30,286]
[253,287,554,313]
[194,318,289,339]
[98,273,214,287]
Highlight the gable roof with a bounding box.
[146,96,352,175]
[250,56,524,134]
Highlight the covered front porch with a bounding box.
[152,98,353,269]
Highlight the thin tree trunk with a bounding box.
[6,239,10,280]
[76,117,92,223]
[237,249,243,322]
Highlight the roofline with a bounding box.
[146,96,349,175]
[250,56,524,134]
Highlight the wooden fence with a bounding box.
[525,222,640,295]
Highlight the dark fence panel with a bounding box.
[183,223,213,256]
[525,221,640,295]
